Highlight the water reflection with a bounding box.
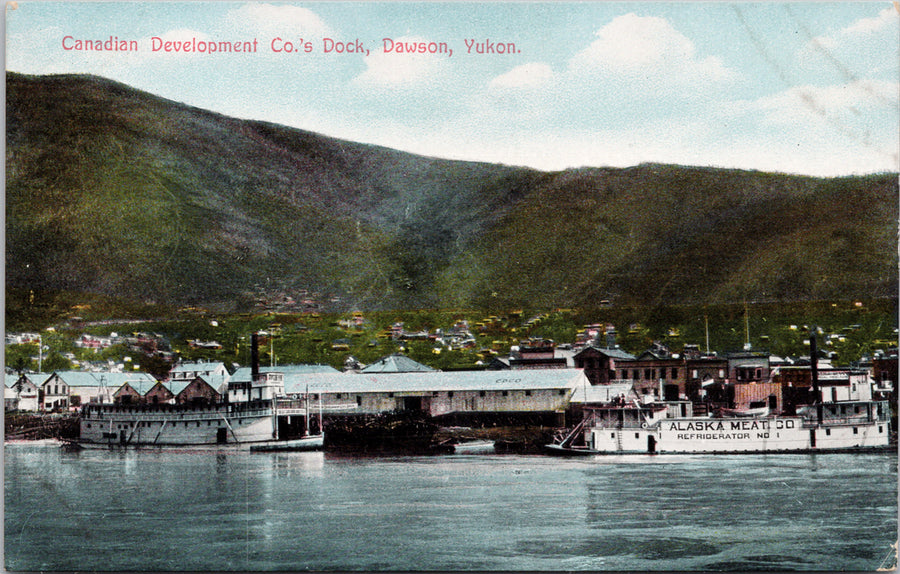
[4,445,896,572]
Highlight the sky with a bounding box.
[5,1,900,176]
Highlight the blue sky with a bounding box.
[6,1,899,176]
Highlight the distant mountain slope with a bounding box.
[6,73,898,312]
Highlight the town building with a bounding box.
[573,346,636,385]
[4,373,43,411]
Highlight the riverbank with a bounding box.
[4,413,80,440]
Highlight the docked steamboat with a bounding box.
[548,334,893,455]
[75,334,330,450]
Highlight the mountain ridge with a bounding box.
[6,72,898,312]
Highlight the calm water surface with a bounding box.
[4,443,897,571]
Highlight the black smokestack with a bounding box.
[251,333,260,383]
[810,330,822,424]
[809,331,819,401]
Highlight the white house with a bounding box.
[5,373,44,411]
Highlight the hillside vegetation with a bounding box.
[6,72,898,314]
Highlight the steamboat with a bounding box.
[548,334,893,455]
[73,334,330,450]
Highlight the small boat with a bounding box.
[249,433,324,452]
[450,439,495,454]
[714,400,770,418]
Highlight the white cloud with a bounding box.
[488,62,554,90]
[750,80,899,126]
[224,3,331,38]
[354,36,449,88]
[799,6,899,77]
[829,6,897,43]
[568,13,735,83]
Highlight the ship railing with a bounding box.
[85,407,276,422]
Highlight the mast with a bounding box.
[704,314,710,355]
[743,302,751,350]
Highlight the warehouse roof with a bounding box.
[282,368,589,394]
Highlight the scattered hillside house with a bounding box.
[5,373,43,411]
[187,339,223,350]
[75,334,115,349]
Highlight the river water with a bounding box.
[4,443,897,571]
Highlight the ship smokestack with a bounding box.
[810,330,822,423]
[251,332,260,383]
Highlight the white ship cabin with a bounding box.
[585,400,695,430]
[816,369,873,403]
[228,371,284,402]
[571,382,694,429]
[227,365,339,403]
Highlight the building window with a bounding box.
[635,433,639,439]
[853,427,858,435]
[479,391,486,397]
[448,391,454,398]
[356,396,362,406]
[558,389,566,396]
[611,433,615,439]
[336,393,343,399]
[879,426,884,433]
[671,368,678,379]
[826,428,831,436]
[644,369,651,380]
[502,391,508,397]
[388,393,394,398]
[525,390,531,396]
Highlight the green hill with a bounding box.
[6,72,898,313]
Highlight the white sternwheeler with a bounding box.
[73,334,331,451]
[548,337,892,455]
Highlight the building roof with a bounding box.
[170,361,228,374]
[230,365,339,383]
[360,354,435,373]
[570,382,635,404]
[282,368,589,394]
[49,371,157,389]
[115,378,158,395]
[574,346,636,361]
[165,380,193,395]
[5,373,49,388]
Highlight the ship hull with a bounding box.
[75,402,321,449]
[586,415,890,454]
